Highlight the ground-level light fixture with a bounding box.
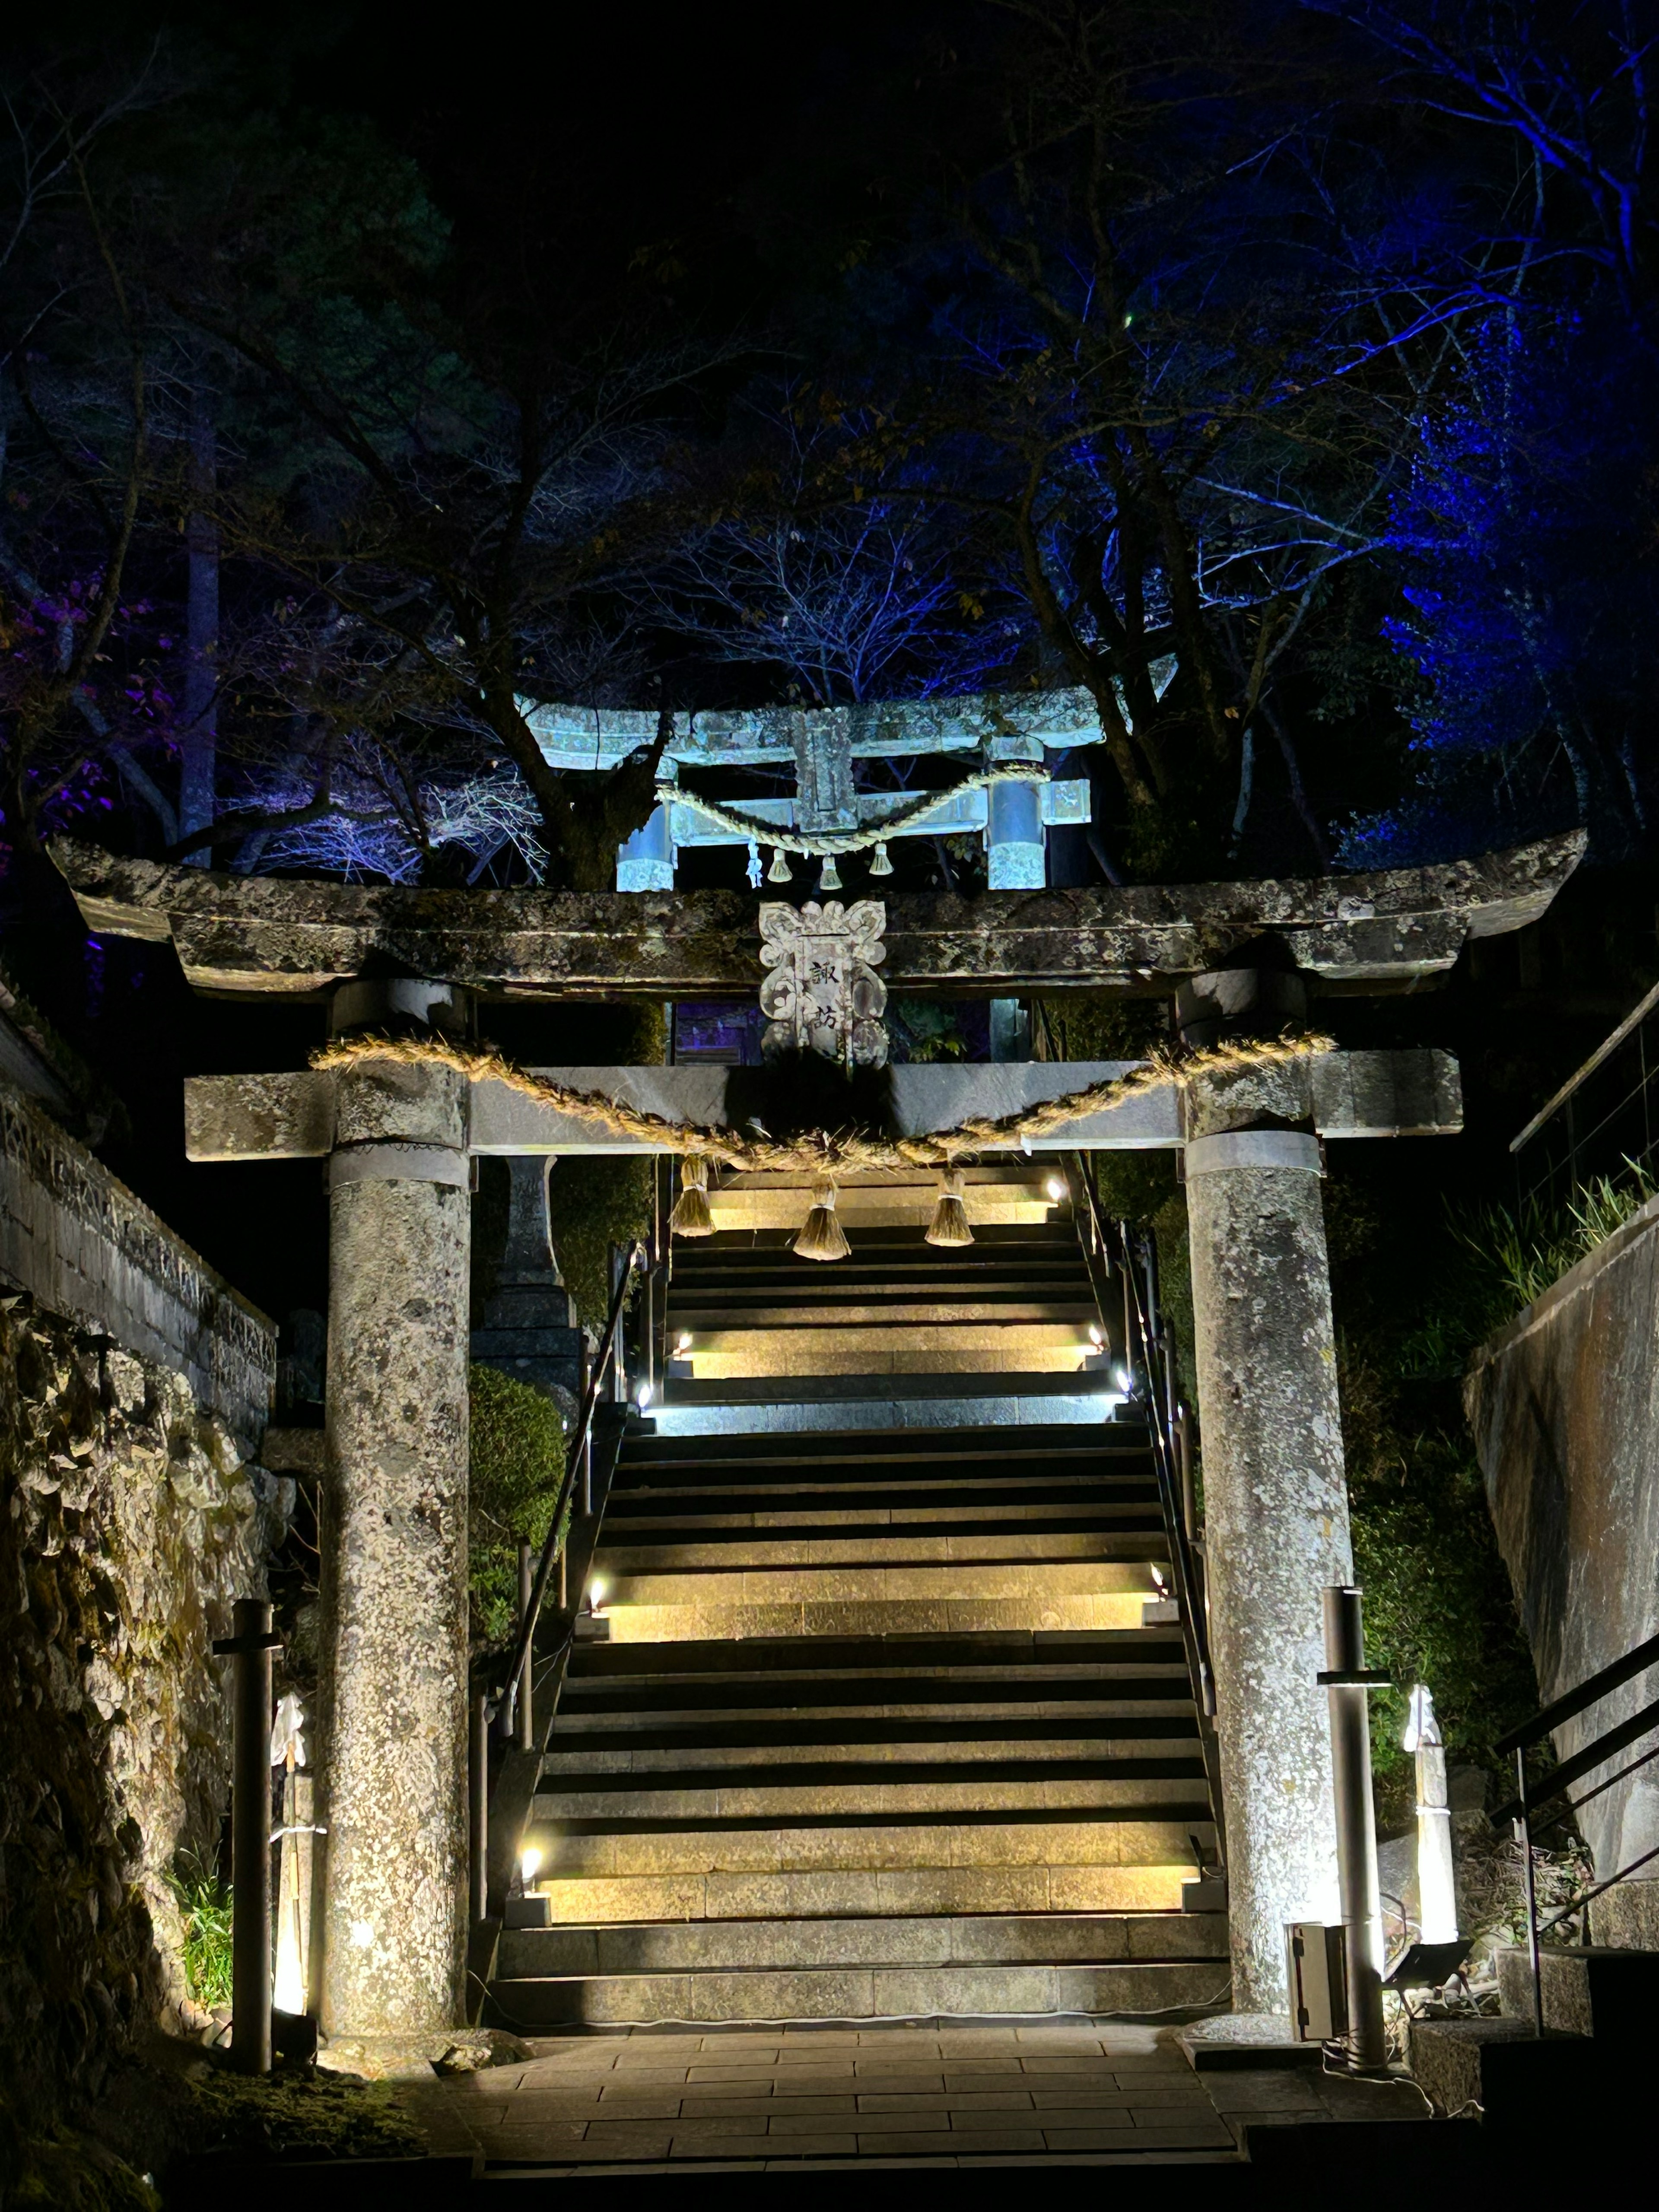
[588,1578,607,1612]
[1088,1323,1104,1348]
[1403,1683,1458,1945]
[1045,1175,1067,1202]
[675,1332,693,1354]
[636,1379,654,1411]
[1116,1365,1133,1394]
[520,1846,543,1885]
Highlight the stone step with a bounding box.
[600,1596,1151,1642]
[1495,1942,1659,2038]
[533,1770,1206,1824]
[1595,1878,1659,1951]
[614,1468,1151,1497]
[519,1863,1194,1922]
[667,1290,1099,1322]
[594,1530,1160,1572]
[606,1495,1159,1531]
[596,1560,1154,1605]
[562,1630,1194,1700]
[499,1911,1227,1977]
[552,1701,1197,1735]
[620,1429,1151,1468]
[540,1731,1201,1775]
[660,1373,1129,1406]
[690,1336,1106,1371]
[523,1815,1214,1880]
[487,1958,1229,2026]
[685,1322,1094,1357]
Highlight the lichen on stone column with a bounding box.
[319,1055,471,2037]
[1185,1057,1351,2015]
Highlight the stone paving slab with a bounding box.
[410,2016,1434,2166]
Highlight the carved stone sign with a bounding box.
[758,899,888,1068]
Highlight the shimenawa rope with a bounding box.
[311,1029,1334,1177]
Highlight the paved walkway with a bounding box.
[403,2018,1428,2170]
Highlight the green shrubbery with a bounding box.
[1398,1162,1658,1380]
[545,1157,654,1331]
[166,1855,232,2010]
[467,1364,566,1645]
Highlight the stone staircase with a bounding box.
[668,1166,1107,1390]
[492,1173,1227,2026]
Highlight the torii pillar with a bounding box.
[1179,962,1350,2017]
[319,980,473,2037]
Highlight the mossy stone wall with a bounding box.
[0,1298,289,2180]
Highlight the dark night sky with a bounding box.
[32,3,960,1333]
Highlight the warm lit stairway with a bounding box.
[668,1166,1108,1390]
[492,1169,1227,2026]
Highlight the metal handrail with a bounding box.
[498,1237,644,1714]
[1496,1631,1659,2033]
[1495,1627,1659,1757]
[1067,1154,1225,1862]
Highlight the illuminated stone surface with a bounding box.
[52,830,1583,996]
[1183,1059,1350,2015]
[320,1055,471,2035]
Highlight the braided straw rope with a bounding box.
[311,1030,1335,1174]
[660,766,1044,857]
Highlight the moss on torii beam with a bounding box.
[50,832,1584,1001]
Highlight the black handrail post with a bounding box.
[502,1239,642,1714]
[1517,1745,1543,2036]
[516,1542,534,1754]
[469,1688,488,1923]
[212,1598,281,2075]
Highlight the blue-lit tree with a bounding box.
[1321,0,1659,862]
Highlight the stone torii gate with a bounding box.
[55,829,1581,2037]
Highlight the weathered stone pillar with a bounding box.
[617,803,675,891]
[319,1045,471,2036]
[1182,1011,1351,2016]
[985,735,1046,889]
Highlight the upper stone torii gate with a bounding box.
[54,827,1581,2037]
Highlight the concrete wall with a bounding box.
[1464,1193,1659,1879]
[0,1077,274,1450]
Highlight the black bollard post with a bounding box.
[516,1542,534,1754]
[469,1688,489,1924]
[1318,1586,1390,2074]
[212,1598,282,2075]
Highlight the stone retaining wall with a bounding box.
[0,1297,291,2152]
[1464,1194,1659,1879]
[0,1077,274,1449]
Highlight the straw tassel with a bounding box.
[868,839,893,877]
[767,846,793,884]
[792,1176,850,1262]
[925,1167,974,1248]
[669,1155,714,1237]
[818,854,842,892]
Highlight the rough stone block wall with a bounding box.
[0,1078,274,1452]
[1464,1192,1659,1879]
[0,1297,290,2150]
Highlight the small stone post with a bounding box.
[319,1006,472,2038]
[1181,967,1352,2016]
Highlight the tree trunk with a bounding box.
[180,382,218,864]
